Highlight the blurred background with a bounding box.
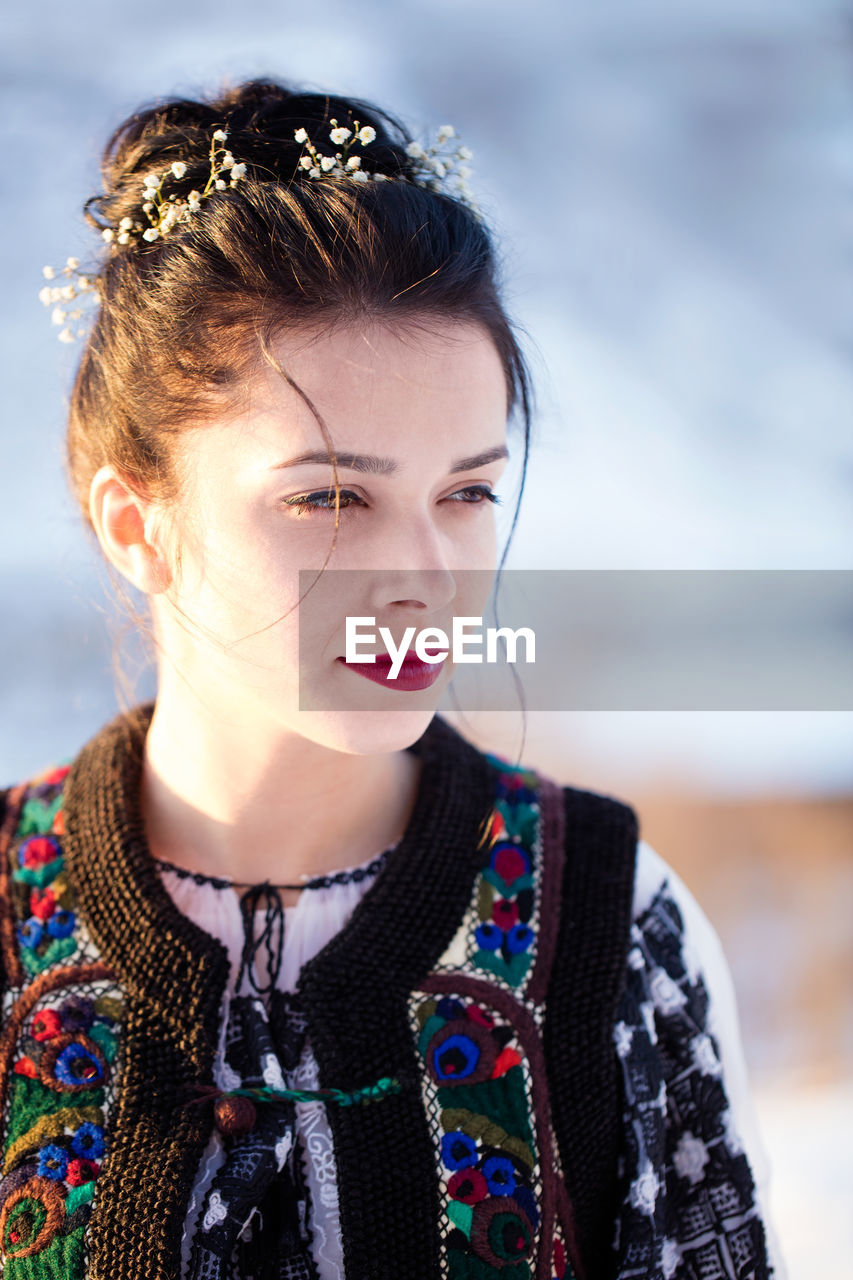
[2,1,851,1273]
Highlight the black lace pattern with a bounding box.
[612,884,773,1279]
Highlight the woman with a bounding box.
[0,80,778,1279]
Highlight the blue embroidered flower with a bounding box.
[513,1183,539,1230]
[46,910,75,939]
[436,996,466,1021]
[53,1042,105,1089]
[482,1154,516,1195]
[431,1033,481,1082]
[505,923,534,955]
[37,1143,69,1181]
[474,922,502,951]
[16,918,44,948]
[441,1131,479,1171]
[71,1122,105,1161]
[58,995,95,1032]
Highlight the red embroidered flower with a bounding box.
[66,1158,99,1186]
[32,1010,63,1042]
[448,1168,488,1204]
[30,888,56,921]
[492,843,528,884]
[492,898,519,930]
[13,1057,37,1078]
[19,836,60,869]
[52,809,66,836]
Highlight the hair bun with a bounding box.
[86,79,411,239]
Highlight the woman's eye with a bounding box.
[446,485,502,506]
[282,488,363,515]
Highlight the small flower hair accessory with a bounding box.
[38,259,98,343]
[40,127,247,341]
[102,127,246,247]
[294,119,479,215]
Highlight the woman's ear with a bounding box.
[88,465,173,594]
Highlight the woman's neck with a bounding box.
[139,694,423,904]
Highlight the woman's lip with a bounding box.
[336,652,446,691]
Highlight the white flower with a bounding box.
[673,1131,709,1184]
[170,161,187,178]
[143,172,160,190]
[457,166,471,180]
[650,967,687,1016]
[188,189,201,202]
[229,162,247,180]
[65,256,79,270]
[298,155,313,171]
[319,155,336,172]
[59,285,75,301]
[117,232,130,245]
[629,1161,660,1215]
[101,228,115,243]
[374,172,388,181]
[58,327,74,343]
[142,228,159,242]
[405,141,424,159]
[662,1239,681,1279]
[220,152,234,169]
[432,160,447,179]
[437,125,456,142]
[51,307,66,325]
[42,265,56,279]
[351,169,369,183]
[212,128,228,142]
[614,1021,633,1058]
[38,286,52,306]
[188,196,202,212]
[215,178,227,190]
[690,1033,721,1078]
[329,127,351,145]
[202,1190,228,1231]
[309,166,321,179]
[294,127,308,144]
[357,125,376,145]
[119,217,134,232]
[457,146,473,161]
[345,155,362,170]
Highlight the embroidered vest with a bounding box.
[0,707,638,1280]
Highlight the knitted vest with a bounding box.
[0,707,638,1280]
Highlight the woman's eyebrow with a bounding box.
[270,445,509,474]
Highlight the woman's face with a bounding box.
[149,319,511,754]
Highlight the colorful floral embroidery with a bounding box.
[471,763,542,992]
[1,766,124,1277]
[415,992,540,1277]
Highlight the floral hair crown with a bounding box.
[293,118,477,211]
[40,117,477,341]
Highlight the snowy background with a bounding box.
[2,1,852,1273]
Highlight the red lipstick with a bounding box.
[338,649,446,692]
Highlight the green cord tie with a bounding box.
[192,1076,402,1109]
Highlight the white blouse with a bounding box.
[159,839,782,1279]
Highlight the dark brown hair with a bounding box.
[68,78,532,568]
